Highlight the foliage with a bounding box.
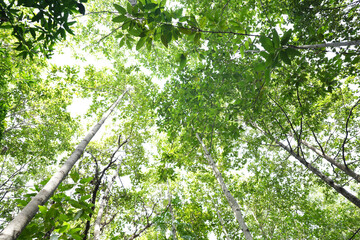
[1,0,360,239]
[0,0,87,58]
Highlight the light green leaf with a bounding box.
[79,177,93,184]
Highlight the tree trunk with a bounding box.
[0,90,129,240]
[300,139,360,183]
[167,180,177,240]
[276,140,360,208]
[195,133,254,240]
[251,122,360,208]
[93,161,123,240]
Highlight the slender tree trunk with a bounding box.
[195,133,254,240]
[93,161,123,240]
[251,122,360,208]
[0,90,129,240]
[167,180,177,240]
[300,139,360,183]
[276,140,360,208]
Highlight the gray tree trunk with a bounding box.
[252,122,360,208]
[0,90,129,240]
[300,139,360,183]
[195,133,253,240]
[276,140,360,208]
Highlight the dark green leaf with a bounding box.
[280,50,291,65]
[113,4,126,15]
[281,29,292,45]
[112,15,128,23]
[161,34,168,48]
[77,3,85,15]
[272,29,280,48]
[179,27,192,35]
[259,34,274,53]
[180,54,186,69]
[136,37,147,50]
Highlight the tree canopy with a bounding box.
[1,0,360,239]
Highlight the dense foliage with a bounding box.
[1,0,360,239]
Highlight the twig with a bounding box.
[341,99,360,168]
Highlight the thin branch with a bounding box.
[348,226,360,240]
[97,26,122,43]
[268,94,299,145]
[341,99,360,168]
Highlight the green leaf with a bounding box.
[280,50,292,65]
[79,177,93,184]
[74,210,83,220]
[254,62,266,71]
[58,183,75,191]
[119,37,126,48]
[281,29,292,45]
[127,2,133,13]
[161,34,169,48]
[144,3,158,10]
[180,54,186,69]
[272,29,280,48]
[259,34,274,53]
[126,39,132,49]
[112,15,128,23]
[286,48,301,57]
[58,225,68,233]
[80,195,91,201]
[265,68,271,82]
[39,205,47,213]
[240,45,245,58]
[194,32,201,44]
[179,27,192,35]
[136,37,147,50]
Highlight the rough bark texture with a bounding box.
[0,91,128,240]
[195,133,253,240]
[300,139,360,183]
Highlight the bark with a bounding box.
[93,162,123,240]
[251,122,360,208]
[287,40,360,49]
[167,180,177,240]
[195,133,253,240]
[276,140,360,208]
[300,139,360,183]
[0,90,129,240]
